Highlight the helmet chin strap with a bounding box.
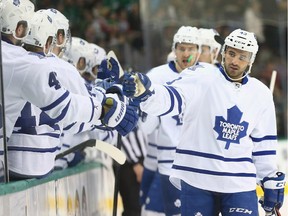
[221,57,252,82]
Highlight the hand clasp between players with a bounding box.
[122,72,154,102]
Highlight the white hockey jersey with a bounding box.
[140,63,278,193]
[2,40,103,176]
[144,62,184,176]
[2,41,102,138]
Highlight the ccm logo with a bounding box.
[229,208,252,214]
[276,182,285,187]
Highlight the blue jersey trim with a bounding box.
[160,86,175,116]
[146,154,157,160]
[176,148,253,163]
[41,90,69,111]
[165,86,182,114]
[89,97,95,122]
[173,164,256,177]
[158,160,174,164]
[157,146,176,150]
[8,146,58,153]
[148,142,157,148]
[252,150,276,156]
[168,61,178,73]
[250,135,277,142]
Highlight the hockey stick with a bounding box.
[55,139,126,165]
[112,134,122,216]
[269,70,277,93]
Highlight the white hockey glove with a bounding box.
[259,172,286,215]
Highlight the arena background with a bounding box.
[0,0,286,215]
[32,0,287,138]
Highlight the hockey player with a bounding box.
[123,29,285,215]
[198,27,221,66]
[1,3,137,179]
[139,26,202,216]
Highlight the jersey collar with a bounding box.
[219,65,248,85]
[168,61,179,73]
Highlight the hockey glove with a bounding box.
[105,84,126,102]
[99,57,120,82]
[260,172,286,214]
[101,94,138,136]
[122,72,154,106]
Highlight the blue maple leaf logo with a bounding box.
[213,105,249,149]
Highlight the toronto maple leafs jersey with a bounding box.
[140,64,278,193]
[2,40,102,176]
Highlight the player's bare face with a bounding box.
[224,47,251,80]
[199,45,213,63]
[175,43,199,72]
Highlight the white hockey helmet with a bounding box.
[43,8,70,48]
[222,29,258,64]
[198,28,222,61]
[23,9,58,54]
[172,26,201,51]
[0,0,35,40]
[221,29,259,81]
[65,37,90,73]
[166,51,175,63]
[85,43,107,78]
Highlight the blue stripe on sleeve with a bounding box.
[54,100,71,122]
[148,142,157,148]
[165,86,183,114]
[252,150,276,156]
[63,122,77,131]
[41,90,70,112]
[250,135,277,142]
[160,86,175,116]
[76,123,85,134]
[89,97,96,123]
[157,146,176,150]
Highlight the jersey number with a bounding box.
[49,72,61,90]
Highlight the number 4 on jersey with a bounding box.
[49,72,61,90]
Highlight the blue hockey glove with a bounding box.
[122,72,154,106]
[114,105,139,136]
[105,84,125,102]
[101,94,138,136]
[122,72,136,97]
[260,172,286,214]
[99,57,120,82]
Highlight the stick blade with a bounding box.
[95,140,126,165]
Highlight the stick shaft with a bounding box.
[112,134,122,216]
[269,70,277,93]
